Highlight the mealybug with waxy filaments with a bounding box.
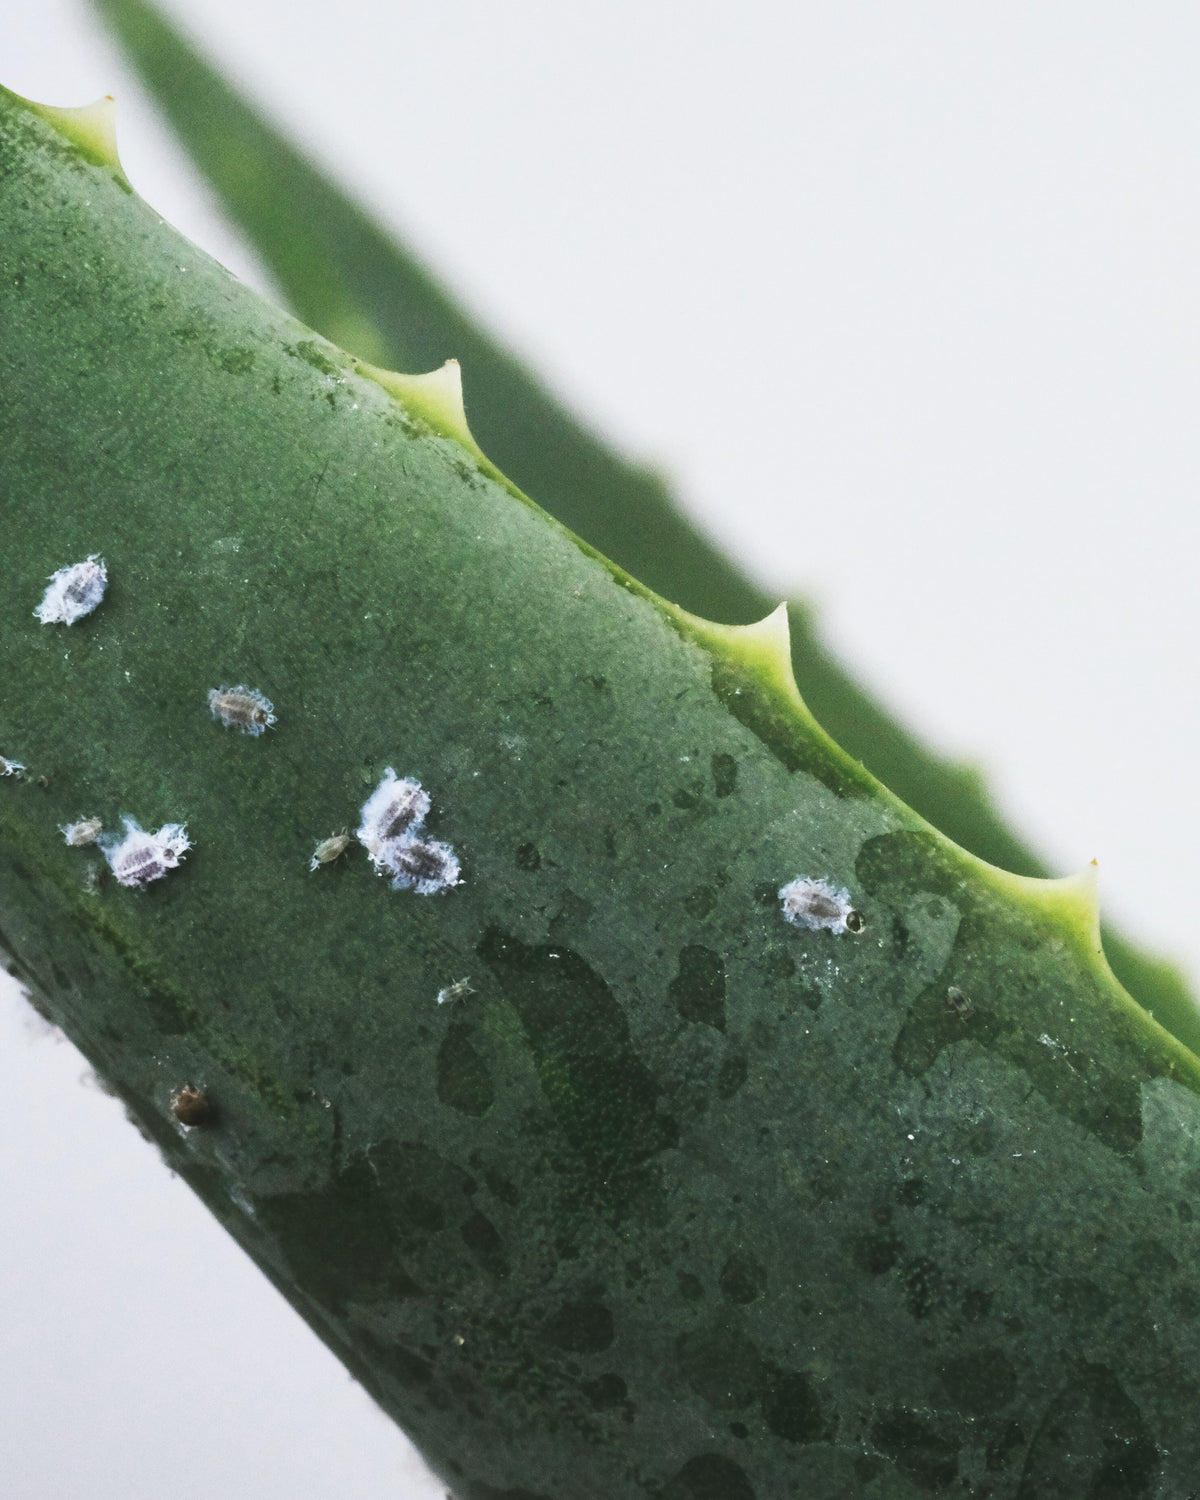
[778,875,864,935]
[99,818,191,888]
[208,685,276,735]
[0,756,26,779]
[35,554,107,625]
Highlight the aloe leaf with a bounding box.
[7,89,1200,1499]
[85,0,1200,1048]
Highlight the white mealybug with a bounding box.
[61,817,103,847]
[357,769,460,895]
[778,875,863,935]
[309,830,352,871]
[0,756,26,778]
[99,817,191,888]
[35,554,108,625]
[436,977,475,1006]
[379,835,462,895]
[357,767,431,844]
[208,685,276,735]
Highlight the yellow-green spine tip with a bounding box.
[982,857,1102,957]
[23,93,130,186]
[675,602,805,705]
[356,358,484,460]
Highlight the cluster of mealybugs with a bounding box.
[357,768,461,895]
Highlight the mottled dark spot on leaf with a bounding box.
[582,1372,627,1409]
[257,1155,420,1311]
[717,1051,748,1099]
[1018,1363,1159,1498]
[293,338,341,376]
[662,1452,756,1500]
[437,1021,494,1116]
[515,842,541,872]
[677,1321,765,1410]
[460,1209,508,1278]
[719,1249,766,1304]
[872,1409,959,1489]
[479,928,677,1188]
[852,1227,902,1276]
[762,1368,835,1444]
[987,1421,1026,1472]
[670,946,727,1031]
[542,1299,614,1353]
[939,1347,1016,1417]
[711,752,738,798]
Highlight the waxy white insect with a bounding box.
[357,769,461,895]
[60,817,103,847]
[436,977,475,1006]
[35,554,108,625]
[379,835,462,895]
[778,875,863,935]
[99,817,191,888]
[358,768,430,844]
[208,684,276,735]
[309,830,352,871]
[0,756,26,778]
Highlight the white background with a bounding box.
[5,2,1200,1495]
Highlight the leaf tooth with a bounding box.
[355,357,484,460]
[677,601,803,702]
[19,92,129,185]
[981,858,1103,958]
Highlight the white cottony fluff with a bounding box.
[357,769,460,895]
[357,767,430,844]
[35,554,108,625]
[376,835,461,895]
[778,875,858,934]
[99,817,191,888]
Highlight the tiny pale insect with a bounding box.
[309,830,352,871]
[0,756,26,778]
[35,553,107,625]
[208,684,276,735]
[436,977,475,1006]
[60,817,103,847]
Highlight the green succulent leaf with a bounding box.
[6,86,1200,1500]
[87,0,1200,1049]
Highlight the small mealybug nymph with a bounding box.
[358,768,431,844]
[99,817,191,888]
[310,830,352,871]
[436,977,475,1006]
[60,817,103,847]
[778,875,863,935]
[171,1084,212,1127]
[208,685,276,735]
[35,554,108,625]
[0,756,26,778]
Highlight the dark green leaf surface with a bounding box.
[87,0,1200,1051]
[5,91,1200,1499]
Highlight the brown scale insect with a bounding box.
[208,684,276,736]
[171,1083,212,1127]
